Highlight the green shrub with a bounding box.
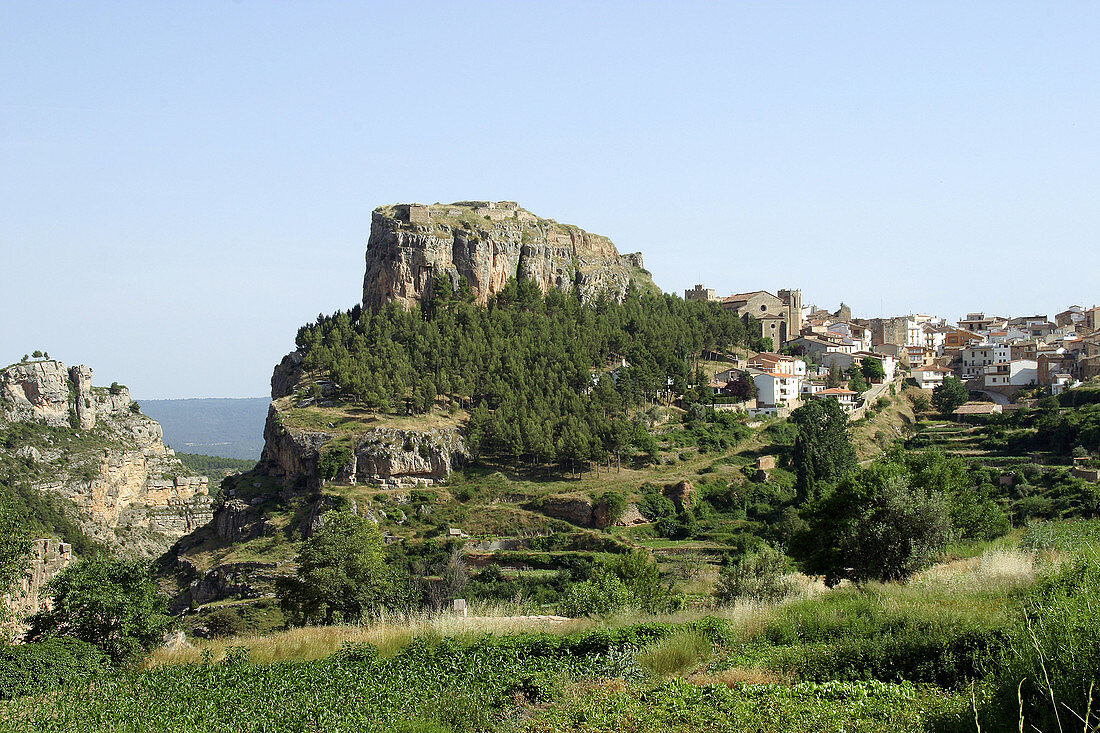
[204,607,249,638]
[715,545,794,605]
[0,637,109,700]
[316,446,353,481]
[558,572,632,617]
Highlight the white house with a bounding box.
[827,322,872,352]
[812,387,857,412]
[1051,374,1079,396]
[800,380,827,397]
[751,370,803,409]
[962,343,1011,379]
[983,359,1038,388]
[912,365,953,390]
[747,353,807,376]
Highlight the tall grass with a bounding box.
[145,604,589,667]
[636,629,713,677]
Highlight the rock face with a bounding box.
[0,360,214,557]
[260,400,468,490]
[531,496,596,527]
[361,201,656,311]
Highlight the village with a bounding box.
[683,284,1100,418]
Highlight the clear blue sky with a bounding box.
[3,1,1098,398]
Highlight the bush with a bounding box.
[0,637,109,699]
[27,558,172,664]
[597,490,627,526]
[558,572,632,617]
[204,608,249,639]
[715,545,794,605]
[317,446,352,481]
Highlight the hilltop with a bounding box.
[361,200,657,311]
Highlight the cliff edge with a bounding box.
[362,201,656,311]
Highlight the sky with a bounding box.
[2,1,1098,398]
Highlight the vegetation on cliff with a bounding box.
[295,277,754,467]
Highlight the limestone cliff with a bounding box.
[361,201,656,311]
[0,359,214,557]
[260,398,468,490]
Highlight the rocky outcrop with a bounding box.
[0,360,214,558]
[361,201,657,311]
[170,558,286,611]
[664,480,696,511]
[530,496,596,527]
[1,360,74,427]
[260,403,468,489]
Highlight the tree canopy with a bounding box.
[932,376,969,417]
[789,398,858,503]
[278,511,389,626]
[295,277,756,466]
[861,357,886,382]
[791,453,956,586]
[0,495,31,623]
[27,558,171,663]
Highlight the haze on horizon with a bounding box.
[2,2,1098,398]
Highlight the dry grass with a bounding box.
[914,548,1037,592]
[143,604,591,669]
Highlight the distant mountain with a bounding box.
[139,398,268,459]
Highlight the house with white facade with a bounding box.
[912,365,953,390]
[811,387,857,412]
[962,344,1011,379]
[983,359,1038,388]
[751,370,803,409]
[747,353,807,376]
[827,322,872,352]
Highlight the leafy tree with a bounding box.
[715,545,794,605]
[791,458,956,586]
[789,398,857,503]
[753,337,774,352]
[861,357,886,382]
[0,496,31,624]
[932,376,969,417]
[31,350,42,359]
[557,571,631,617]
[606,550,671,613]
[847,368,868,394]
[597,490,627,526]
[27,558,171,664]
[277,511,388,625]
[826,365,845,389]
